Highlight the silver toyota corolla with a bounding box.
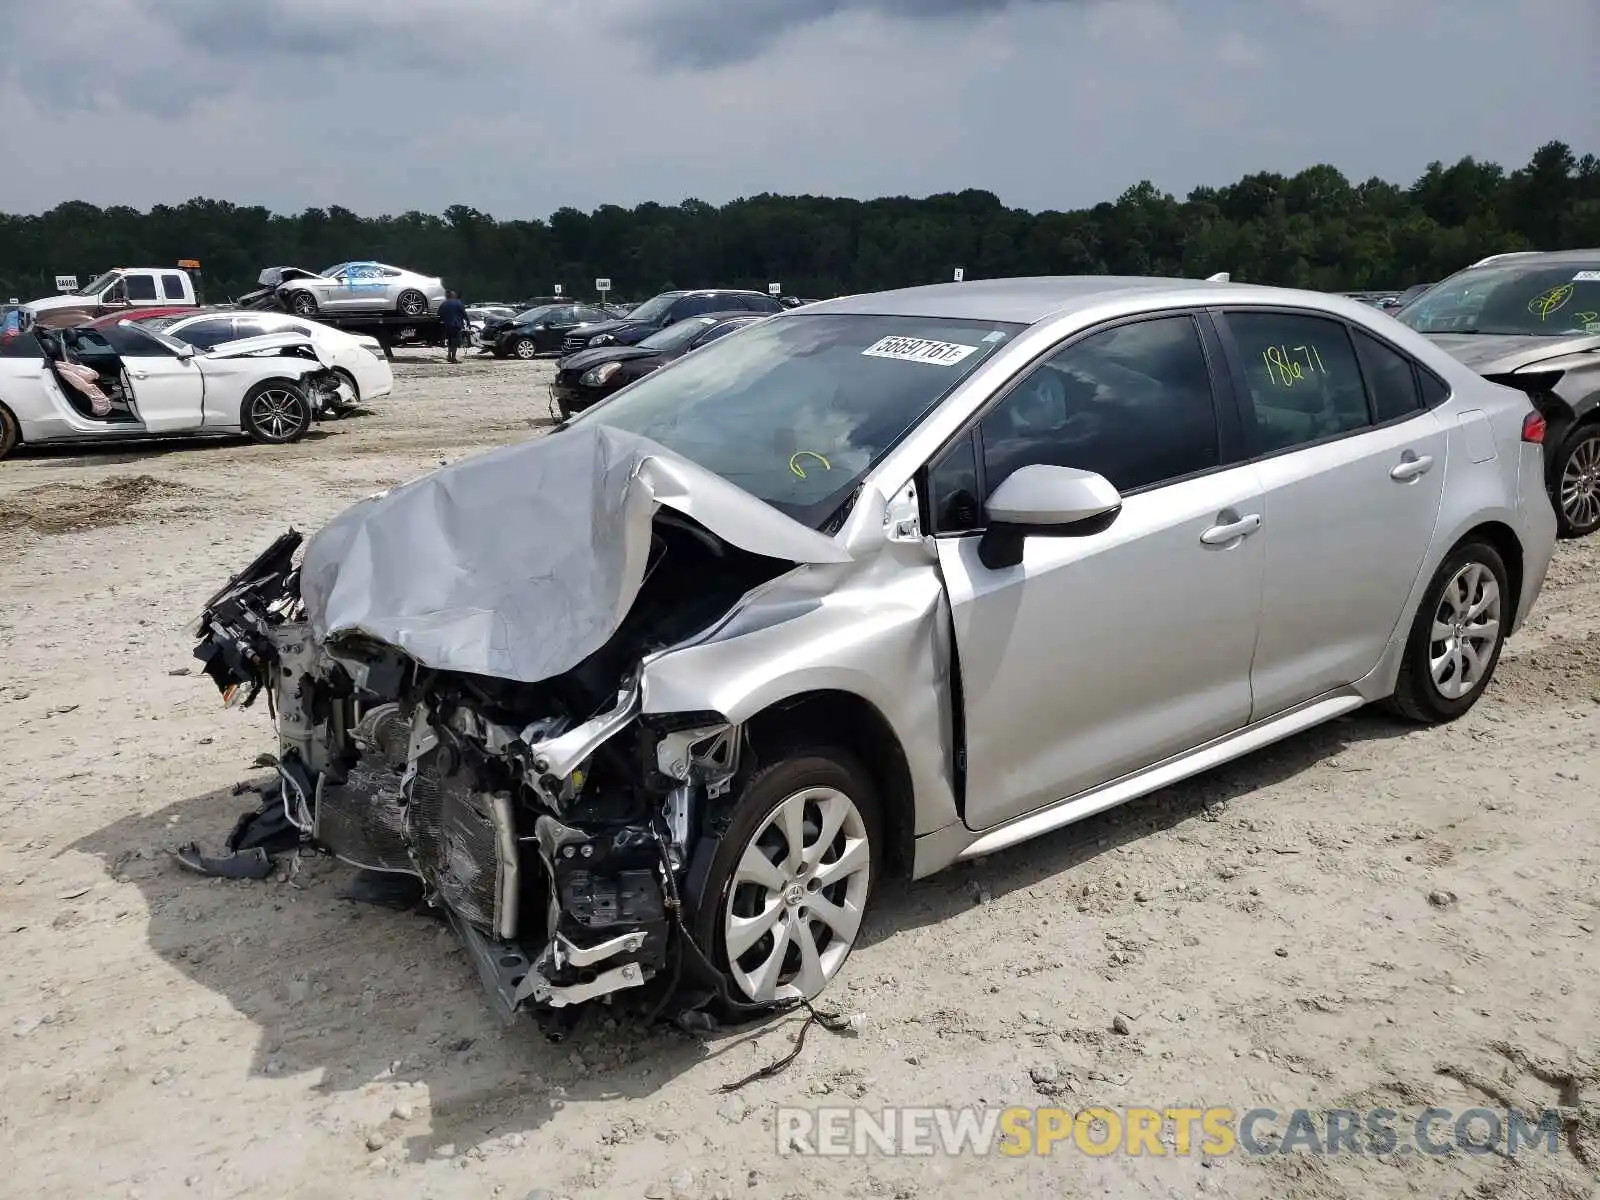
[192,276,1556,1023]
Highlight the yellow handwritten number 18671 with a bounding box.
[1262,344,1328,388]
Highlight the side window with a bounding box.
[0,330,44,358]
[171,319,235,349]
[746,294,783,312]
[978,315,1221,496]
[160,273,187,300]
[1351,327,1422,422]
[1225,311,1370,454]
[124,274,158,302]
[232,318,277,339]
[101,324,176,357]
[927,434,982,533]
[1417,367,1451,408]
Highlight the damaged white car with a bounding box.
[0,319,345,458]
[189,277,1555,1024]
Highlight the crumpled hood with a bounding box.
[299,422,851,683]
[1425,331,1600,375]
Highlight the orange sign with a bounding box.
[177,259,201,269]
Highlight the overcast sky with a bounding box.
[0,0,1594,219]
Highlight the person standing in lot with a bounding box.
[438,290,468,363]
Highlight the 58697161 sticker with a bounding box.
[861,336,979,366]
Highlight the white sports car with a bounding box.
[0,320,343,460]
[149,311,394,410]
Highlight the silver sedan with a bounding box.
[194,275,1557,1018]
[273,262,445,318]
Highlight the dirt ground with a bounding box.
[2,351,1597,1200]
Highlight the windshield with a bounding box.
[1397,262,1600,336]
[75,271,120,297]
[638,316,719,352]
[575,313,1023,529]
[620,294,679,325]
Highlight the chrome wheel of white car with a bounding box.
[1428,561,1501,700]
[241,382,311,445]
[724,784,872,1003]
[288,291,318,317]
[1556,428,1600,537]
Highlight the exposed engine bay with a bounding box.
[192,512,799,1023]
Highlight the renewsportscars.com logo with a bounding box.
[775,1105,1569,1159]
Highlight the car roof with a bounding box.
[1465,248,1600,268]
[800,276,1290,325]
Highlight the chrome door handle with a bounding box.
[1200,513,1262,545]
[1390,453,1433,481]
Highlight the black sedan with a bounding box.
[558,288,783,355]
[483,302,613,359]
[549,312,762,417]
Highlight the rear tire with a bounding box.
[1551,422,1600,538]
[396,290,428,318]
[0,403,19,460]
[287,290,318,317]
[688,749,880,1013]
[240,381,311,445]
[1384,539,1510,724]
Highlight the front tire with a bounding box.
[689,750,879,1010]
[1385,539,1509,723]
[287,290,318,317]
[1552,422,1600,538]
[241,381,311,445]
[396,290,428,318]
[511,337,538,360]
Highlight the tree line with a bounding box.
[1,141,1594,306]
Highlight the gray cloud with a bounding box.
[627,0,1091,69]
[0,0,1591,223]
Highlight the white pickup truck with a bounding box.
[23,267,200,328]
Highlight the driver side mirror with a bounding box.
[977,464,1122,570]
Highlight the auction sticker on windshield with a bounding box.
[862,336,979,366]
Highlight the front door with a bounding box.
[107,326,205,432]
[929,313,1267,830]
[1217,310,1449,717]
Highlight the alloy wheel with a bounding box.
[723,786,871,1003]
[398,291,427,317]
[1559,432,1600,532]
[514,338,537,359]
[249,388,306,441]
[1427,561,1501,700]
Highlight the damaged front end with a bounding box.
[190,464,815,1022]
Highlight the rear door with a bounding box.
[100,324,205,432]
[1215,309,1448,717]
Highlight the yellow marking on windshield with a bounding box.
[789,450,832,479]
[1528,284,1573,320]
